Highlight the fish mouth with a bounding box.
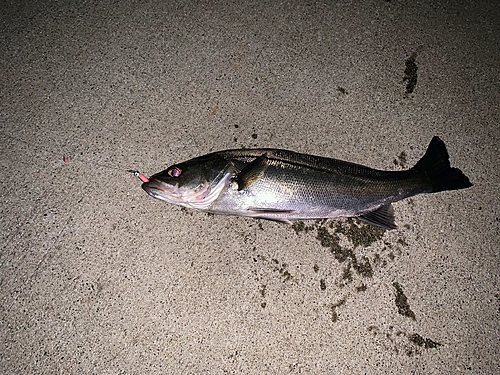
[141,178,169,200]
[141,178,196,204]
[141,177,216,209]
[141,171,233,210]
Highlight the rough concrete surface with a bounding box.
[1,1,498,374]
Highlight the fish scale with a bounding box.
[138,137,472,229]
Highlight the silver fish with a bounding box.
[140,137,472,229]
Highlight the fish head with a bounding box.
[141,155,233,210]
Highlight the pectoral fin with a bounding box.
[358,204,397,229]
[236,153,269,190]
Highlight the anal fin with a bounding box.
[358,204,397,230]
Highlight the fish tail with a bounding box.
[413,136,472,193]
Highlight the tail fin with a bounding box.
[413,136,472,193]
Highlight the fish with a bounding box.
[140,136,472,229]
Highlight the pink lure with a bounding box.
[128,170,149,183]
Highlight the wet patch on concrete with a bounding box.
[393,281,416,320]
[403,52,418,95]
[368,326,442,356]
[291,218,406,304]
[287,217,444,355]
[293,218,388,282]
[393,150,408,168]
[330,298,347,323]
[248,216,440,356]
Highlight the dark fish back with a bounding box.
[207,148,393,178]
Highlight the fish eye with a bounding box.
[167,166,182,178]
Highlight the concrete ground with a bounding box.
[1,1,498,373]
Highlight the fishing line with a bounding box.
[1,130,147,178]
